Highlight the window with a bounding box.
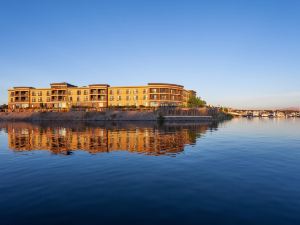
[134,89,138,94]
[117,89,121,95]
[69,97,73,101]
[151,94,158,100]
[117,96,121,101]
[150,102,158,107]
[126,89,130,94]
[77,90,81,95]
[109,90,113,95]
[68,91,72,95]
[47,97,50,102]
[32,92,36,96]
[161,95,167,100]
[110,96,114,101]
[38,91,42,96]
[84,96,88,101]
[171,89,177,94]
[46,91,50,96]
[38,97,42,102]
[134,95,138,100]
[32,98,36,102]
[143,89,147,94]
[10,98,14,102]
[126,96,130,101]
[84,90,88,95]
[143,95,147,100]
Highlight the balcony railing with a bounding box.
[51,97,66,101]
[51,91,67,95]
[14,92,29,96]
[14,97,29,102]
[90,89,106,94]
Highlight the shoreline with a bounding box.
[0,111,218,122]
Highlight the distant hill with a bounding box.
[278,107,300,111]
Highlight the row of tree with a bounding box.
[187,96,206,108]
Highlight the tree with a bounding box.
[187,96,206,108]
[0,104,8,109]
[0,104,8,111]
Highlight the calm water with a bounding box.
[0,118,299,225]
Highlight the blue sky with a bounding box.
[0,0,299,109]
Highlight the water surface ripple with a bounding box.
[0,118,299,225]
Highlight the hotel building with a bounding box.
[8,82,196,110]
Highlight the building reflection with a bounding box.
[1,122,218,156]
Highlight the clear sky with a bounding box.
[0,0,299,109]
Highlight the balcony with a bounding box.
[14,97,29,102]
[150,94,159,100]
[14,91,29,96]
[170,95,182,101]
[51,96,66,102]
[160,95,169,100]
[51,90,67,95]
[150,88,158,93]
[90,95,106,101]
[90,89,106,95]
[159,88,170,93]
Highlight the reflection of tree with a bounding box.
[0,121,218,156]
[187,130,200,144]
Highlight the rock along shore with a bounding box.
[0,111,216,122]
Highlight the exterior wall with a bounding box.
[108,86,148,107]
[67,87,90,108]
[30,89,50,108]
[147,83,184,107]
[8,87,32,110]
[88,85,108,108]
[8,82,196,111]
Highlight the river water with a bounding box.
[0,118,299,225]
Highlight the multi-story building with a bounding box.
[8,82,196,110]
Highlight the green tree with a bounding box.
[187,96,206,108]
[0,104,8,111]
[0,104,8,109]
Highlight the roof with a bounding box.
[147,83,184,88]
[12,87,35,89]
[108,85,148,88]
[50,82,77,87]
[89,84,110,87]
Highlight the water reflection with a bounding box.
[0,122,218,156]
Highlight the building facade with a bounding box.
[8,82,196,110]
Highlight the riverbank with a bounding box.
[0,111,156,121]
[0,111,209,122]
[0,109,233,122]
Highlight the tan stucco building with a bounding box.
[8,82,196,110]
